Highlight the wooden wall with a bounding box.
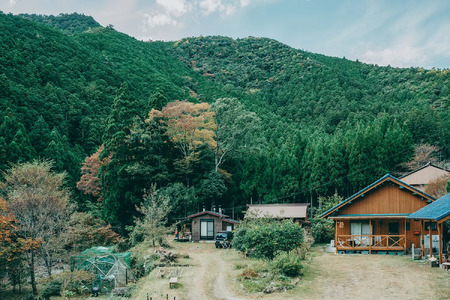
[191,214,225,242]
[339,184,428,215]
[335,219,438,248]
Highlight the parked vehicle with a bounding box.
[215,231,233,248]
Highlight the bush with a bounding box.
[40,270,95,296]
[233,218,304,259]
[270,251,303,277]
[310,218,334,243]
[41,280,62,300]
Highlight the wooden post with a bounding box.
[438,222,442,265]
[429,221,432,258]
[335,220,338,254]
[404,219,407,254]
[369,219,372,255]
[421,220,424,258]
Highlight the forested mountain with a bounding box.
[19,12,102,34]
[0,13,448,231]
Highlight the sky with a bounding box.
[1,0,450,69]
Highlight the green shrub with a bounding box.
[310,218,334,243]
[233,218,304,259]
[41,280,62,300]
[270,251,303,277]
[40,270,95,296]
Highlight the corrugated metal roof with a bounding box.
[319,174,435,218]
[246,203,308,219]
[407,193,450,221]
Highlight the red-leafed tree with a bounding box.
[77,144,110,201]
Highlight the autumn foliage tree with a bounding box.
[77,144,110,201]
[0,198,41,293]
[148,100,216,178]
[1,161,70,294]
[424,174,450,198]
[63,212,123,252]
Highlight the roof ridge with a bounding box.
[400,162,450,179]
[319,173,435,219]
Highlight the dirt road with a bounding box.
[132,242,245,300]
[132,243,450,300]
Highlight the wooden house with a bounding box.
[407,193,450,264]
[246,203,308,223]
[320,174,437,254]
[188,210,239,242]
[400,162,449,192]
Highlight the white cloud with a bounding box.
[9,0,16,6]
[332,2,450,68]
[240,0,251,7]
[360,44,424,68]
[198,0,251,16]
[199,0,223,15]
[156,0,193,17]
[144,12,178,28]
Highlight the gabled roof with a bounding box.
[247,203,308,219]
[319,174,435,219]
[400,162,449,185]
[188,210,229,219]
[407,193,450,223]
[187,211,240,224]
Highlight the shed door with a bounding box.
[200,219,214,240]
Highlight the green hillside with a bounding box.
[0,13,448,230]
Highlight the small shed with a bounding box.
[407,193,450,263]
[246,203,309,223]
[400,162,449,192]
[188,210,239,242]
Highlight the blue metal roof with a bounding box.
[407,193,450,221]
[319,174,435,218]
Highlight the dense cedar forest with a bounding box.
[0,12,449,233]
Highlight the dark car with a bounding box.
[215,231,233,248]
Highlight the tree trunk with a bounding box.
[44,249,52,276]
[30,250,37,295]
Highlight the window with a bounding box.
[200,219,214,240]
[406,222,410,231]
[388,222,399,235]
[425,222,437,231]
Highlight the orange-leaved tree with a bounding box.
[148,100,216,180]
[77,144,111,201]
[0,198,41,293]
